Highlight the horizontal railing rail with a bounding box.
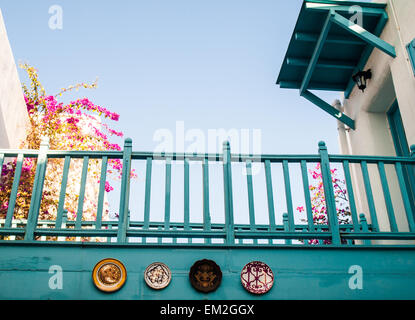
[0,138,414,246]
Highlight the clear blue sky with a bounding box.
[1,0,361,229]
[1,0,345,155]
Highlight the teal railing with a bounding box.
[0,139,415,246]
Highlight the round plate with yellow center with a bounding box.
[92,258,127,292]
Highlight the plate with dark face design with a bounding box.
[189,259,222,293]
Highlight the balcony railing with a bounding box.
[0,139,415,246]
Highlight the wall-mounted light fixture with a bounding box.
[352,69,372,92]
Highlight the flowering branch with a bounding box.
[1,64,135,233]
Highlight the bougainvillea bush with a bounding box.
[0,64,132,232]
[296,163,352,245]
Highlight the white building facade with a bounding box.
[338,0,415,236]
[0,9,29,149]
[339,0,415,157]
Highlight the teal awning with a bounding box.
[276,0,395,130]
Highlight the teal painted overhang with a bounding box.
[276,0,395,130]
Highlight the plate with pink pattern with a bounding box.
[241,261,274,295]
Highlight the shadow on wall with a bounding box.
[0,103,10,149]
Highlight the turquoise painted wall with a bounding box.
[0,244,415,300]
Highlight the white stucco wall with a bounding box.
[339,0,415,242]
[0,9,29,149]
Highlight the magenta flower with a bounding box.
[104,181,114,193]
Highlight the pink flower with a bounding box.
[104,181,114,193]
[66,117,80,124]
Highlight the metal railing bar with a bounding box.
[55,156,71,229]
[0,150,40,157]
[264,160,276,228]
[24,140,49,241]
[1,150,413,164]
[300,160,315,231]
[75,156,89,229]
[95,156,108,229]
[341,232,415,240]
[202,157,211,244]
[235,231,332,240]
[5,154,24,228]
[0,153,4,176]
[378,162,399,232]
[42,151,123,159]
[0,217,362,231]
[0,229,26,236]
[223,142,235,245]
[283,161,295,231]
[395,162,415,232]
[342,160,360,231]
[164,157,172,230]
[245,160,256,235]
[143,157,153,229]
[330,154,415,164]
[117,139,133,243]
[184,158,190,231]
[360,161,379,232]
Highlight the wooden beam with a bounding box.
[295,32,365,45]
[301,90,355,129]
[330,12,396,58]
[287,57,356,70]
[279,80,345,91]
[305,2,386,17]
[300,10,334,94]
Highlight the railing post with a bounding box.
[117,138,133,243]
[58,210,67,242]
[318,141,341,245]
[223,141,235,245]
[406,145,415,231]
[25,137,49,241]
[359,213,371,245]
[411,144,415,196]
[202,157,211,244]
[283,213,292,245]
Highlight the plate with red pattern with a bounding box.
[240,261,274,295]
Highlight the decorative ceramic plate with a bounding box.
[144,262,172,290]
[189,259,222,293]
[241,261,274,295]
[92,258,127,292]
